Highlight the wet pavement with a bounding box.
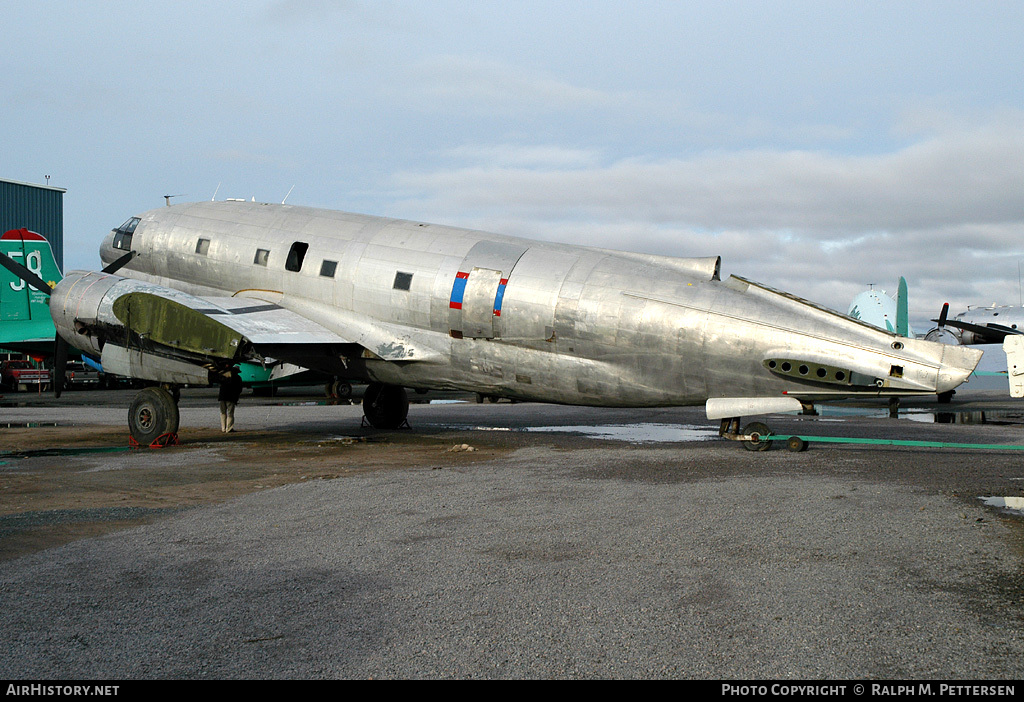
[1,385,1023,678]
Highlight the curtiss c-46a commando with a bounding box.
[0,200,983,446]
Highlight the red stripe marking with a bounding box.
[1,228,46,241]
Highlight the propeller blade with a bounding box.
[937,303,949,328]
[0,251,52,293]
[101,250,137,275]
[53,334,69,399]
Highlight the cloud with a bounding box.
[396,55,619,113]
[397,118,1024,232]
[443,144,602,169]
[389,112,1024,314]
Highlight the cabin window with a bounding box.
[195,238,210,255]
[393,271,413,291]
[320,260,337,278]
[286,242,309,272]
[113,217,140,251]
[254,248,270,266]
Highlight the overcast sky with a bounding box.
[4,1,1023,326]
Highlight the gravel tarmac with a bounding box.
[1,388,1023,679]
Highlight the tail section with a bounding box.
[896,276,909,337]
[0,229,62,351]
[848,278,914,337]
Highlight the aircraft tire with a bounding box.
[362,382,409,429]
[741,422,773,451]
[128,386,181,445]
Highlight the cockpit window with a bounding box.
[112,217,140,251]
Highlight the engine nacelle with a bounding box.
[49,271,249,384]
[923,327,962,345]
[49,271,133,357]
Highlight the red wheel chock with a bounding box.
[129,432,179,449]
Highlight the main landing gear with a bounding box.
[362,382,409,429]
[719,417,778,451]
[128,384,180,446]
[719,417,808,452]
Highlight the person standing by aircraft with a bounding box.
[218,366,243,433]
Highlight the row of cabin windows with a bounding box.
[193,237,413,289]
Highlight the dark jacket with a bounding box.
[218,371,243,403]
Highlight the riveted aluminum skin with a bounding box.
[78,200,980,407]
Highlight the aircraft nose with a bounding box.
[935,343,984,393]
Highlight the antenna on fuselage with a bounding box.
[163,194,185,206]
[211,182,221,201]
[282,185,295,204]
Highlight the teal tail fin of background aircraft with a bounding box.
[896,276,909,337]
[0,228,62,355]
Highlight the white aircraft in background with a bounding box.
[848,276,1024,346]
[926,303,1024,346]
[848,278,914,338]
[848,278,1024,400]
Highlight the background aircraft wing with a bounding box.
[933,318,1023,343]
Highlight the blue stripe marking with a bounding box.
[449,272,469,308]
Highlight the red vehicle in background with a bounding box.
[1,359,51,392]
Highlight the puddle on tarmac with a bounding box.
[1,422,59,428]
[817,406,1024,425]
[979,496,1024,516]
[447,423,718,443]
[905,410,1024,425]
[0,445,131,460]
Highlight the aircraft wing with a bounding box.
[933,318,1023,344]
[197,297,353,346]
[50,272,442,385]
[233,291,446,363]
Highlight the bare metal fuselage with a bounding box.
[81,200,979,410]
